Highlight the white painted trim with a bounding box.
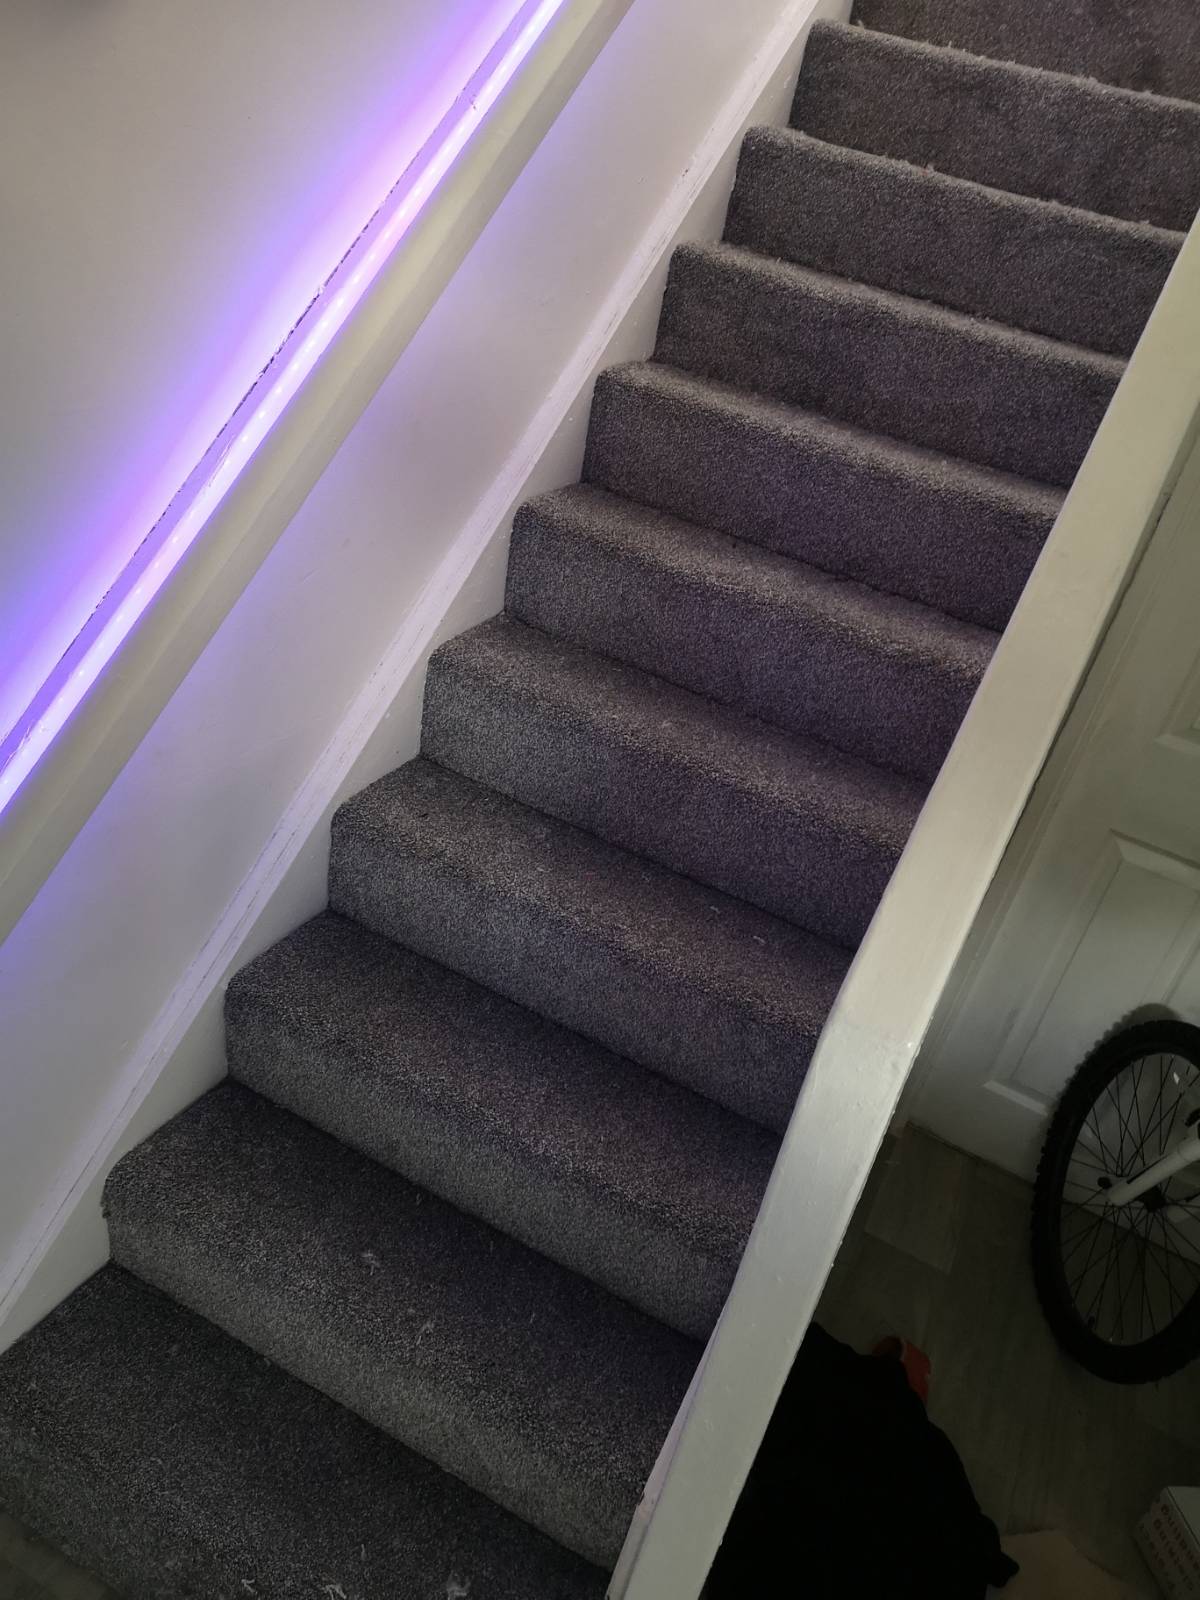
[0,0,634,953]
[614,200,1200,1600]
[0,0,843,1353]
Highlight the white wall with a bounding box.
[1,0,833,1350]
[0,0,524,750]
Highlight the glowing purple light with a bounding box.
[0,0,568,820]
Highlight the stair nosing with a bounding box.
[518,482,999,674]
[429,613,927,846]
[741,122,1188,247]
[670,238,1128,377]
[594,359,1068,513]
[812,16,1200,113]
[227,912,776,1266]
[334,757,855,1010]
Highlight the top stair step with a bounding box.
[794,21,1200,232]
[852,0,1200,102]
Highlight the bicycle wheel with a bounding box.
[1031,1020,1200,1382]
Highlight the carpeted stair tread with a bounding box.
[423,614,923,945]
[103,1084,697,1569]
[226,911,777,1340]
[726,126,1181,358]
[329,757,851,1132]
[584,362,1062,631]
[507,485,996,783]
[0,1267,606,1600]
[794,21,1200,233]
[655,241,1122,489]
[852,0,1200,102]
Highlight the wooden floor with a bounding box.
[4,1127,1198,1597]
[817,1127,1200,1595]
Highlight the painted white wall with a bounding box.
[911,388,1200,1177]
[1,0,842,1351]
[0,0,526,751]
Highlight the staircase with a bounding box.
[3,4,1198,1595]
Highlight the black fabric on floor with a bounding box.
[706,1325,1019,1598]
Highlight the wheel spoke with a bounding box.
[1132,1056,1148,1157]
[1152,1216,1186,1319]
[1086,1107,1122,1176]
[1044,1041,1200,1368]
[1115,1228,1142,1343]
[1136,1224,1152,1342]
[1067,1151,1111,1178]
[1062,1215,1105,1272]
[1105,1081,1130,1172]
[1081,1211,1123,1332]
[1157,1213,1200,1290]
[1068,1206,1110,1302]
[1142,1055,1171,1163]
[1142,1223,1174,1335]
[1143,1056,1185,1162]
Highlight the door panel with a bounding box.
[912,437,1200,1175]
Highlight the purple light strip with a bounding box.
[0,0,568,820]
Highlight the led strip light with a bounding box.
[0,0,568,820]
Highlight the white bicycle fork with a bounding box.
[1104,1126,1200,1209]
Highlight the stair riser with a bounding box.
[507,507,989,784]
[328,812,816,1133]
[423,647,902,946]
[227,998,741,1340]
[726,129,1179,359]
[585,368,1058,632]
[793,23,1200,232]
[655,246,1121,489]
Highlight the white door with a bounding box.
[910,431,1200,1178]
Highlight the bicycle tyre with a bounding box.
[1031,1019,1200,1383]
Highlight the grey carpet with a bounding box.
[507,486,996,784]
[655,242,1123,489]
[330,758,851,1133]
[726,127,1182,359]
[103,1084,695,1568]
[226,912,777,1339]
[5,0,1199,1590]
[853,0,1200,101]
[584,364,1063,631]
[795,22,1200,232]
[423,614,924,944]
[0,1269,606,1600]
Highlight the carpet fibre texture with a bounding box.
[2,2,1198,1593]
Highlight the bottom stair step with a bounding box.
[102,1083,697,1569]
[0,1267,607,1600]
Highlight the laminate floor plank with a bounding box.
[820,1128,1200,1595]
